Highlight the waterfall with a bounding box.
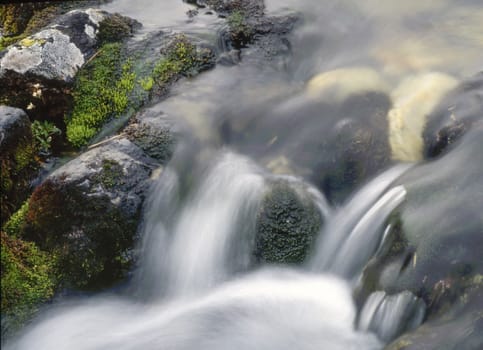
[137,152,266,298]
[5,150,418,350]
[309,164,412,276]
[11,0,481,346]
[358,291,426,342]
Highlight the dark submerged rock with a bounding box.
[224,90,393,204]
[424,72,483,159]
[352,74,483,348]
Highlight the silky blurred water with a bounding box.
[5,0,483,348]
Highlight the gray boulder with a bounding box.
[22,138,159,289]
[0,9,138,124]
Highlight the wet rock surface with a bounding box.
[351,72,483,349]
[254,179,322,264]
[424,72,483,159]
[224,90,393,204]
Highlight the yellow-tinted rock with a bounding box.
[306,67,390,103]
[388,72,458,162]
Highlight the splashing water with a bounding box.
[6,270,381,350]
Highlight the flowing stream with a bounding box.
[5,0,483,349]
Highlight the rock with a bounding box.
[387,72,458,162]
[359,119,483,347]
[201,0,298,63]
[124,109,178,164]
[254,179,322,264]
[307,67,390,103]
[0,9,139,125]
[0,106,38,225]
[424,72,483,159]
[385,280,483,350]
[21,138,158,290]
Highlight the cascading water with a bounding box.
[5,150,410,350]
[138,152,266,298]
[5,0,482,348]
[309,164,411,276]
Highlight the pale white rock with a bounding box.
[0,29,85,81]
[84,24,96,39]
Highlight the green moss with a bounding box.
[227,10,253,47]
[1,232,56,335]
[94,159,124,189]
[3,201,29,237]
[0,138,39,225]
[151,34,214,91]
[153,58,183,84]
[255,183,322,264]
[97,13,132,44]
[139,76,154,91]
[66,43,136,148]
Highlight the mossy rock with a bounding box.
[1,9,140,148]
[150,34,216,95]
[125,111,176,164]
[17,139,157,290]
[254,180,322,264]
[0,106,39,225]
[65,42,136,147]
[22,178,136,290]
[1,231,56,337]
[98,13,140,44]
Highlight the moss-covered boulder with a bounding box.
[0,106,38,225]
[0,9,138,129]
[17,139,158,290]
[1,231,56,337]
[254,180,322,264]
